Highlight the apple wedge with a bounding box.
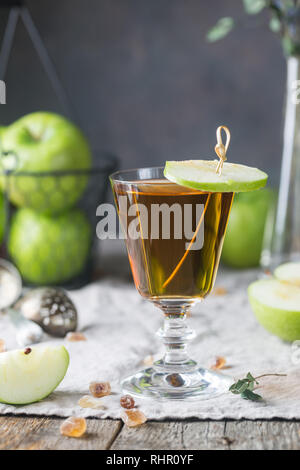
[0,345,69,405]
[274,262,300,287]
[248,279,300,341]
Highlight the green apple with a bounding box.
[0,191,5,245]
[8,207,92,284]
[0,126,6,139]
[0,112,91,214]
[274,262,300,287]
[222,189,273,268]
[0,128,8,245]
[0,345,69,405]
[0,126,6,156]
[248,278,300,341]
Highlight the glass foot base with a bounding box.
[121,366,233,401]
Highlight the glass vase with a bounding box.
[264,55,300,267]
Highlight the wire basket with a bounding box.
[0,153,118,289]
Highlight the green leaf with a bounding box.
[248,380,255,391]
[269,16,281,32]
[246,372,259,388]
[269,2,283,18]
[281,0,298,13]
[206,17,234,42]
[243,0,266,14]
[241,389,263,401]
[230,372,286,402]
[229,379,249,394]
[282,36,300,56]
[246,372,255,382]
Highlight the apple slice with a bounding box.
[274,262,300,287]
[164,160,268,192]
[0,345,69,405]
[248,279,300,341]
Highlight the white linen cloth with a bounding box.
[0,267,299,420]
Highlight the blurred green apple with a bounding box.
[222,189,273,268]
[248,278,300,341]
[0,191,5,245]
[0,128,8,245]
[0,112,91,214]
[8,207,92,284]
[274,262,300,287]
[0,126,6,153]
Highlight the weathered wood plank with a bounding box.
[226,421,300,451]
[111,421,228,450]
[0,416,122,450]
[112,421,184,450]
[1,417,300,450]
[112,420,300,451]
[0,416,48,450]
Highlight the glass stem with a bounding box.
[155,309,196,370]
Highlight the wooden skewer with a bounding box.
[215,125,230,175]
[161,125,231,289]
[162,193,211,289]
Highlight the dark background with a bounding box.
[0,0,286,184]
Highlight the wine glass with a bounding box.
[110,166,234,400]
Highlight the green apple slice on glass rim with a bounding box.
[248,279,300,342]
[0,345,69,405]
[164,126,268,192]
[274,262,300,287]
[164,160,268,192]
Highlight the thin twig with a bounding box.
[254,373,287,380]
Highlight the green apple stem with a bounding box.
[24,127,42,142]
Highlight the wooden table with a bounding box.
[0,416,299,450]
